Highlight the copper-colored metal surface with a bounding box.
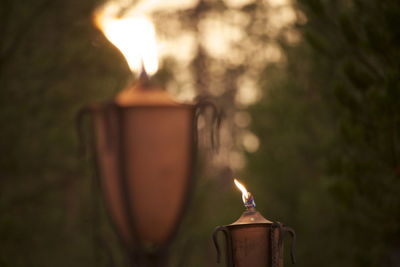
[93,106,133,243]
[229,224,270,267]
[94,104,195,247]
[77,68,223,266]
[122,106,193,245]
[213,209,295,267]
[231,209,272,225]
[79,74,201,266]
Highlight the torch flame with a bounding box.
[94,4,159,75]
[234,178,250,203]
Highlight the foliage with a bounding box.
[1,0,400,266]
[0,0,129,266]
[247,0,400,266]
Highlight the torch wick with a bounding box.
[244,192,256,210]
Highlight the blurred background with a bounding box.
[1,0,400,266]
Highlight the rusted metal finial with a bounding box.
[137,60,151,88]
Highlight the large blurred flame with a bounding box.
[234,179,249,204]
[94,4,158,75]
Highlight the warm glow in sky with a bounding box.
[94,0,296,164]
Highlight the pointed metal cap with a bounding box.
[230,208,272,225]
[114,66,178,107]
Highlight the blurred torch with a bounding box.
[77,4,220,266]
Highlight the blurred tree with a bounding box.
[0,0,130,266]
[300,0,400,265]
[3,0,399,266]
[247,0,400,266]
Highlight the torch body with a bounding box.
[213,210,295,267]
[228,224,283,267]
[94,105,195,246]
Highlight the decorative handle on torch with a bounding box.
[283,226,296,265]
[212,226,233,267]
[194,99,222,152]
[270,222,296,267]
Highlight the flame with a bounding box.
[234,178,250,203]
[94,4,159,75]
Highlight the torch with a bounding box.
[77,6,219,267]
[212,179,296,267]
